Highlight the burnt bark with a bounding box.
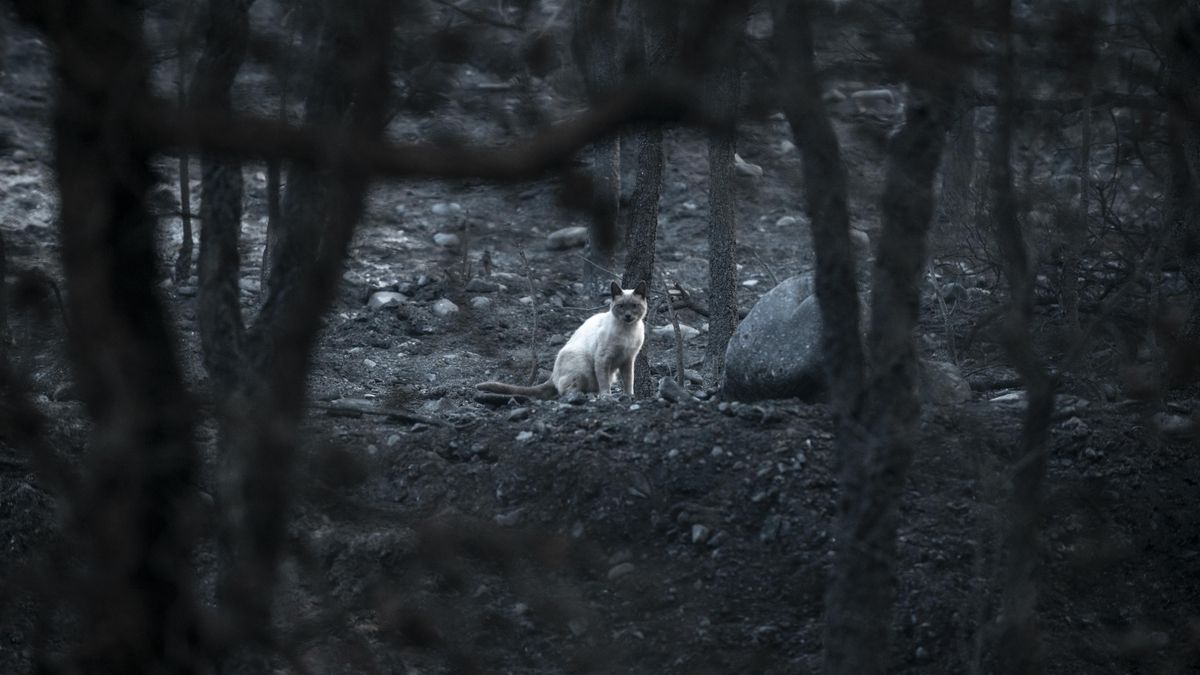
[220,0,394,649]
[192,0,253,395]
[22,0,206,670]
[778,1,965,671]
[990,0,1056,670]
[622,0,678,399]
[703,6,746,384]
[572,0,621,295]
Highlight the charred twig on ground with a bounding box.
[660,270,686,388]
[574,254,621,281]
[309,400,445,427]
[743,243,779,287]
[519,250,540,385]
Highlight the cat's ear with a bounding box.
[610,281,623,298]
[633,280,648,299]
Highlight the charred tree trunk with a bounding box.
[572,0,621,295]
[622,0,678,399]
[703,7,746,385]
[220,0,394,650]
[18,0,206,669]
[173,2,196,285]
[192,0,253,395]
[990,0,1056,670]
[1163,2,1200,339]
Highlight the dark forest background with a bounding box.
[0,0,1198,673]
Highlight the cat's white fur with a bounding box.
[477,281,648,399]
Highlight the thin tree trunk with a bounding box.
[30,0,206,670]
[703,6,746,385]
[192,0,253,395]
[174,2,195,285]
[572,0,621,295]
[1162,2,1200,339]
[622,0,678,399]
[990,0,1056,670]
[222,0,394,650]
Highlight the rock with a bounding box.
[565,391,588,405]
[778,139,796,154]
[851,88,901,116]
[469,296,492,309]
[652,323,700,340]
[723,275,848,402]
[684,369,705,385]
[430,202,461,215]
[775,215,797,227]
[507,407,531,422]
[760,514,783,542]
[367,291,406,311]
[733,153,763,178]
[433,232,460,249]
[742,279,760,288]
[1155,413,1196,438]
[919,360,971,406]
[547,226,588,250]
[607,562,636,580]
[431,298,459,317]
[657,376,691,403]
[691,524,710,544]
[940,282,968,304]
[465,278,503,293]
[850,229,871,256]
[515,430,534,442]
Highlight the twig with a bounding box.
[519,249,540,385]
[743,243,779,286]
[308,400,445,427]
[660,270,686,387]
[574,254,622,281]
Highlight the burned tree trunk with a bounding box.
[17,0,206,669]
[703,6,746,384]
[778,0,965,671]
[192,0,253,394]
[219,0,394,649]
[622,0,678,399]
[572,0,621,295]
[990,0,1056,669]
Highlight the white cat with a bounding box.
[477,281,648,399]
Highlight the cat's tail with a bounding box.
[476,379,558,400]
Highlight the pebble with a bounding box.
[775,215,797,227]
[362,358,377,368]
[733,153,764,178]
[507,407,531,422]
[433,232,461,249]
[432,298,459,317]
[566,391,588,405]
[431,202,462,215]
[547,225,589,250]
[652,323,700,340]
[465,278,503,293]
[386,434,402,447]
[607,562,636,580]
[515,430,534,442]
[367,291,405,311]
[657,376,691,403]
[469,296,492,309]
[691,524,710,544]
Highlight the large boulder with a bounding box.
[723,276,826,401]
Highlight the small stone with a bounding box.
[465,278,503,293]
[515,430,534,442]
[850,229,871,254]
[775,215,798,227]
[547,226,589,250]
[368,291,405,311]
[432,298,459,317]
[431,202,451,215]
[733,153,763,178]
[741,279,760,288]
[711,446,723,457]
[363,358,377,368]
[607,562,636,580]
[1155,413,1196,438]
[507,407,531,421]
[386,434,402,447]
[915,646,929,661]
[469,296,492,309]
[495,507,524,527]
[519,296,534,305]
[565,391,588,405]
[691,524,710,544]
[657,376,691,403]
[760,514,783,542]
[652,323,700,340]
[778,139,796,154]
[433,232,460,249]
